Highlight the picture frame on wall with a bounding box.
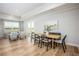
[44,20,59,32]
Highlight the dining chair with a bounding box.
[9,32,18,41]
[19,31,26,40]
[34,33,41,47]
[40,34,52,51]
[31,32,36,42]
[55,35,67,52]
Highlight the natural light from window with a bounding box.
[4,21,19,28]
[4,21,20,32]
[28,21,34,28]
[27,21,34,32]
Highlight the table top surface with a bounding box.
[37,33,61,40]
[47,34,61,40]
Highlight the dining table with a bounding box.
[36,32,61,48]
[46,34,61,48]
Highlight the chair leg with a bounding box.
[55,42,57,47]
[31,37,33,42]
[25,36,26,39]
[46,43,49,51]
[51,41,52,48]
[62,43,65,53]
[42,42,44,45]
[53,40,55,49]
[40,41,42,48]
[64,42,67,49]
[38,40,40,47]
[34,39,36,45]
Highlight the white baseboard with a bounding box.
[66,43,79,48]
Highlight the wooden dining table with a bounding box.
[37,32,61,48]
[47,35,61,40]
[47,34,61,48]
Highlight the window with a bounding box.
[4,21,19,32]
[4,21,19,28]
[27,21,34,32]
[28,21,34,29]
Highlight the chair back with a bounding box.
[35,34,40,38]
[41,34,48,41]
[9,32,18,40]
[31,32,35,39]
[35,34,40,40]
[19,31,26,39]
[62,35,67,43]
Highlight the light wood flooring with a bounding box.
[0,38,79,56]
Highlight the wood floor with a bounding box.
[0,38,79,56]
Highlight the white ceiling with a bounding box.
[0,3,64,21]
[0,3,43,16]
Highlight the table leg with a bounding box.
[53,40,55,49]
[51,41,52,48]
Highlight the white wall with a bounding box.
[24,4,79,47]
